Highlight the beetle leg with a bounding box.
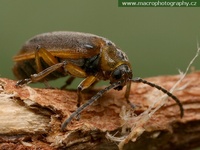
[88,80,99,89]
[64,63,87,78]
[35,46,62,88]
[77,76,97,107]
[61,76,75,89]
[125,80,137,108]
[36,46,59,67]
[30,62,64,82]
[16,62,65,86]
[36,46,64,73]
[35,48,43,73]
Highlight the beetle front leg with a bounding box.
[125,80,137,108]
[77,76,97,107]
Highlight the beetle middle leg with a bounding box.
[61,63,98,107]
[77,76,97,107]
[61,76,75,89]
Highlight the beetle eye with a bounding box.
[112,69,122,80]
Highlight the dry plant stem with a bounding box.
[0,72,200,150]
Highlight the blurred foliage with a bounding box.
[0,0,200,88]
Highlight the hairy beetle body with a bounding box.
[12,31,183,131]
[13,31,131,83]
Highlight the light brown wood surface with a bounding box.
[0,72,200,150]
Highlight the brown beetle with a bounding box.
[13,31,183,131]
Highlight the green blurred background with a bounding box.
[0,0,200,88]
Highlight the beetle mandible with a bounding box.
[13,31,184,131]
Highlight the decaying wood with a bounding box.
[0,72,200,150]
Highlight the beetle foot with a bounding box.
[129,102,137,109]
[15,78,32,87]
[128,101,141,110]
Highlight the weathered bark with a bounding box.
[0,72,200,150]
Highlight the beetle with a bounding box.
[13,31,184,131]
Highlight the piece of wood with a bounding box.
[0,72,200,150]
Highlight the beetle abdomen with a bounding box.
[13,59,36,79]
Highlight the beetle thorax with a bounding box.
[98,41,132,84]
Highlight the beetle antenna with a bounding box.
[61,81,121,131]
[130,77,184,118]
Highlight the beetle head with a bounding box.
[110,64,132,90]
